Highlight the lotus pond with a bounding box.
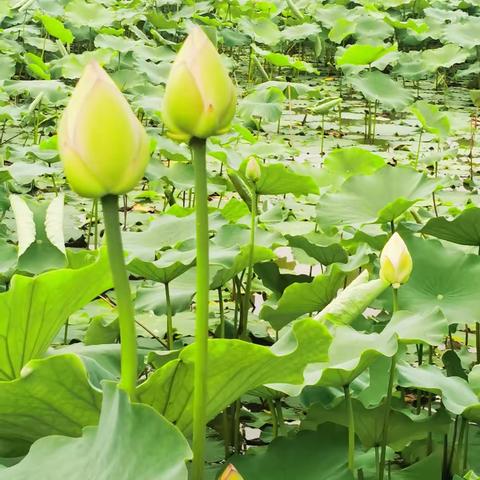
[2,0,480,479]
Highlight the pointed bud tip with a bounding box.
[219,464,244,480]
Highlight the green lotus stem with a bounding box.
[476,323,480,364]
[463,420,470,471]
[252,55,270,82]
[239,190,257,339]
[344,384,355,471]
[321,115,326,155]
[191,137,209,480]
[448,416,460,475]
[101,194,138,399]
[217,287,226,339]
[63,318,69,345]
[286,0,304,19]
[415,129,423,169]
[378,287,399,480]
[267,398,278,438]
[93,199,99,249]
[453,417,467,475]
[392,287,399,312]
[165,282,174,349]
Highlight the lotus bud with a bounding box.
[162,26,237,141]
[58,62,150,198]
[219,465,244,480]
[245,157,261,183]
[380,233,413,288]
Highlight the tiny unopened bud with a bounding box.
[219,464,244,480]
[58,62,150,198]
[380,233,413,288]
[162,26,237,141]
[246,157,261,183]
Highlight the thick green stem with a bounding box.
[239,190,257,339]
[165,282,174,349]
[218,287,225,338]
[191,137,209,480]
[101,194,138,399]
[392,287,399,313]
[379,288,399,480]
[476,322,480,365]
[344,384,355,471]
[267,398,278,438]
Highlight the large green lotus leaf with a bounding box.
[302,325,398,388]
[210,244,274,290]
[329,18,355,44]
[411,100,451,139]
[65,0,113,29]
[239,161,318,196]
[394,51,430,81]
[349,71,414,111]
[238,87,285,123]
[52,343,147,389]
[384,16,429,34]
[421,208,480,246]
[134,270,195,316]
[469,365,480,396]
[397,363,480,420]
[0,250,112,380]
[302,398,450,449]
[10,194,67,275]
[254,261,311,296]
[422,44,468,72]
[127,248,196,284]
[317,166,438,228]
[396,236,480,325]
[0,354,101,457]
[315,271,390,325]
[253,45,318,74]
[391,451,442,480]
[337,43,397,66]
[260,269,345,330]
[239,17,281,45]
[286,234,348,265]
[230,426,353,480]
[122,214,197,261]
[282,23,321,41]
[137,318,332,434]
[0,382,191,480]
[323,147,385,179]
[442,19,480,49]
[383,309,448,345]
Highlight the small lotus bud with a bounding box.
[58,62,150,198]
[219,464,244,480]
[245,157,261,183]
[380,233,413,288]
[162,26,237,141]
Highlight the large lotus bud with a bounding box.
[58,62,150,198]
[162,26,237,141]
[219,465,244,480]
[245,157,261,183]
[380,233,413,288]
